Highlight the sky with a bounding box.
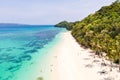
[0,0,115,25]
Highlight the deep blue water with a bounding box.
[0,25,64,80]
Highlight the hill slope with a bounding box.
[71,0,120,63]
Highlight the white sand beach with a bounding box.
[37,31,120,80]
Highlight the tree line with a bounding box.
[55,0,120,70]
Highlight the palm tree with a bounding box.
[119,53,120,71]
[115,41,120,71]
[115,35,120,71]
[106,39,115,72]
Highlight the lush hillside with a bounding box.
[72,0,120,64]
[55,21,77,30]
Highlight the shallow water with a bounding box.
[0,25,65,80]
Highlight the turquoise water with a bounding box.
[0,25,66,80]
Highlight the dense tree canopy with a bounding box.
[55,21,76,30]
[72,0,120,63]
[55,0,120,64]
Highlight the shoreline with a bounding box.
[41,31,120,80]
[12,31,64,80]
[23,31,120,80]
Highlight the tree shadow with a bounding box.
[98,69,108,75]
[103,77,115,80]
[85,64,93,68]
[83,58,90,60]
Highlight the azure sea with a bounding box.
[0,25,66,80]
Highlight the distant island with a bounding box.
[0,23,28,27]
[55,0,120,68]
[0,23,52,27]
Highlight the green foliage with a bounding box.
[71,1,120,63]
[55,21,75,30]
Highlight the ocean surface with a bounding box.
[0,25,65,80]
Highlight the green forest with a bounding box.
[56,0,120,64]
[54,21,75,30]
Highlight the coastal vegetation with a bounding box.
[56,0,120,69]
[55,21,77,30]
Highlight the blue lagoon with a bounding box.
[0,24,65,80]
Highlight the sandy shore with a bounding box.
[38,31,120,80]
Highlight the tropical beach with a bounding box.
[38,31,120,80]
[0,0,120,80]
